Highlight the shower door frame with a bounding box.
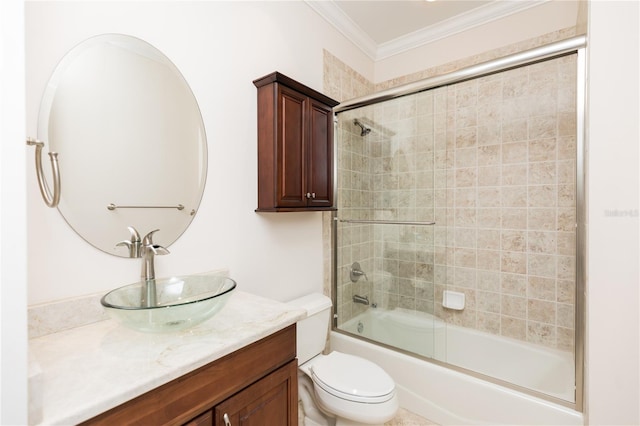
[331,35,587,412]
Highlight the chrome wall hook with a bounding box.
[26,138,60,208]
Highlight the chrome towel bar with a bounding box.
[336,218,435,226]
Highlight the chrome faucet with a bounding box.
[115,227,169,308]
[140,229,169,308]
[141,229,169,281]
[353,294,370,305]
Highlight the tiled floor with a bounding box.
[385,408,439,426]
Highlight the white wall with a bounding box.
[0,0,28,423]
[25,1,371,305]
[586,1,639,424]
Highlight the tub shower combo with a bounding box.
[331,36,585,425]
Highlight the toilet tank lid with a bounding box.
[287,293,332,316]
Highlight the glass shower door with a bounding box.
[334,52,579,404]
[334,91,440,361]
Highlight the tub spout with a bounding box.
[353,294,369,305]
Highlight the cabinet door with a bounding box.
[277,86,307,208]
[214,360,298,426]
[306,98,334,208]
[185,410,213,426]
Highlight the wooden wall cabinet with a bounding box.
[254,72,339,212]
[83,325,298,426]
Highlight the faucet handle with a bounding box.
[116,226,142,258]
[350,262,368,283]
[126,226,141,242]
[116,240,136,257]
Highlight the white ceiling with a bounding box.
[305,0,548,60]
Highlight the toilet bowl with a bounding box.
[288,293,399,426]
[302,351,398,425]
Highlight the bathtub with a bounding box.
[331,308,583,425]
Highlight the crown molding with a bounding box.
[305,0,549,61]
[377,1,549,60]
[304,0,378,59]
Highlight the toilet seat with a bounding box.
[310,352,396,403]
[312,383,399,425]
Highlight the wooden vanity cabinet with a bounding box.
[184,410,213,426]
[253,72,339,212]
[83,325,298,426]
[212,360,297,425]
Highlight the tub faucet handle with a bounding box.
[350,261,368,282]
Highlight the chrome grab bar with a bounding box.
[337,218,435,226]
[26,138,60,208]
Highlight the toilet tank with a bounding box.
[287,293,332,364]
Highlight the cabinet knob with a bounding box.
[223,413,231,426]
[306,192,316,199]
[306,192,311,199]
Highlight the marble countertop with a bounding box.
[28,291,306,425]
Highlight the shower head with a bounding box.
[353,119,371,137]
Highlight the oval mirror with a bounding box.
[38,34,207,257]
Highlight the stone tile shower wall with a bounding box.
[367,94,438,316]
[431,55,577,351]
[324,36,578,351]
[322,51,376,324]
[334,112,376,323]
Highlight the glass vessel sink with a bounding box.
[101,274,236,332]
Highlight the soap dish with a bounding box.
[442,290,465,310]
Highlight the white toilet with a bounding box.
[288,293,399,426]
